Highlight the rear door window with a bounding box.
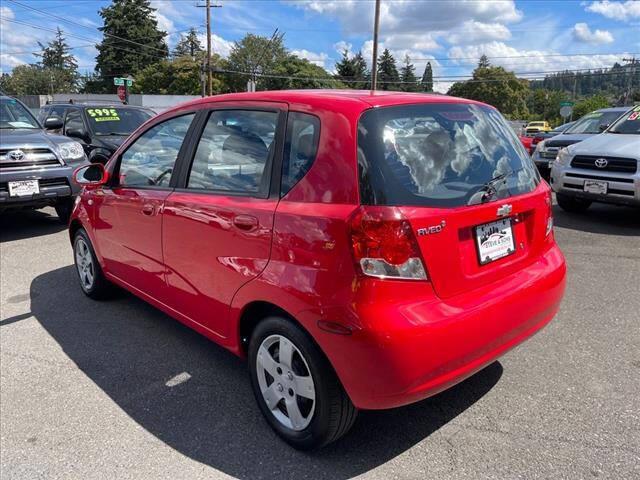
[358,103,539,208]
[281,112,320,196]
[187,110,278,196]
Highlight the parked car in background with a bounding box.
[525,120,552,135]
[0,95,88,222]
[69,90,566,449]
[38,101,155,164]
[550,105,640,211]
[530,121,575,150]
[519,134,534,154]
[531,107,629,173]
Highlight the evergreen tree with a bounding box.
[377,48,399,91]
[478,54,490,68]
[352,51,370,89]
[421,61,433,92]
[335,49,357,87]
[399,55,418,92]
[88,0,169,93]
[35,28,78,92]
[174,28,203,58]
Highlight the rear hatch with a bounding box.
[357,101,551,299]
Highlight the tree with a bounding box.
[174,28,203,58]
[421,61,433,92]
[478,54,490,68]
[352,51,369,89]
[265,55,341,90]
[573,94,610,119]
[377,48,399,91]
[0,65,66,95]
[87,0,169,93]
[448,64,530,118]
[34,28,78,93]
[132,53,225,95]
[223,33,288,92]
[334,49,369,89]
[399,55,418,92]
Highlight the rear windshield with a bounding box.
[85,107,153,136]
[564,110,623,134]
[358,103,539,208]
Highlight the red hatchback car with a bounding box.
[69,90,566,449]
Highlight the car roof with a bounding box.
[170,89,488,114]
[595,107,630,113]
[44,103,148,109]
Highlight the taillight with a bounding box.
[349,206,428,280]
[545,189,554,237]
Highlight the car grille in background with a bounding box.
[0,148,60,170]
[0,177,69,193]
[571,155,638,174]
[545,139,579,148]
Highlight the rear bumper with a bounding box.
[315,244,566,410]
[0,164,83,209]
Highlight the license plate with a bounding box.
[475,218,516,265]
[8,179,39,197]
[584,180,608,194]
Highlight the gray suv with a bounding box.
[0,95,89,223]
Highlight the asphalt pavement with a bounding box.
[1,204,639,479]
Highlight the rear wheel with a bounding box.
[248,316,357,450]
[557,193,591,213]
[73,228,112,300]
[55,198,74,224]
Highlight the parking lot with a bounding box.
[1,203,639,479]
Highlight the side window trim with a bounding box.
[174,106,288,200]
[109,111,198,191]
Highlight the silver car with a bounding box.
[550,106,640,211]
[532,107,629,172]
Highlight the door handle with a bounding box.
[233,214,258,231]
[142,204,155,216]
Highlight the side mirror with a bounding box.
[66,127,89,141]
[44,116,63,130]
[598,123,610,132]
[73,163,108,186]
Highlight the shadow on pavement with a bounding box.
[0,208,66,243]
[552,203,640,236]
[27,265,502,479]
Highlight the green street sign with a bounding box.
[113,77,134,86]
[560,101,574,107]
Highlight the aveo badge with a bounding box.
[416,220,446,236]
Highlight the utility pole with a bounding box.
[622,56,638,105]
[198,1,222,96]
[371,0,381,90]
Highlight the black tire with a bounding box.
[556,193,592,213]
[55,198,74,224]
[73,228,113,300]
[248,316,357,450]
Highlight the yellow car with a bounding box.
[525,121,552,135]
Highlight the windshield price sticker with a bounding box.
[87,108,121,122]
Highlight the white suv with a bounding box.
[550,106,639,212]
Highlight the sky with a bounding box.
[1,0,639,92]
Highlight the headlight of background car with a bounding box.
[555,147,571,166]
[535,140,546,153]
[58,141,85,163]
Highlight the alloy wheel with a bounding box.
[75,237,95,291]
[256,334,316,431]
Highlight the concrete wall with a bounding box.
[14,94,201,113]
